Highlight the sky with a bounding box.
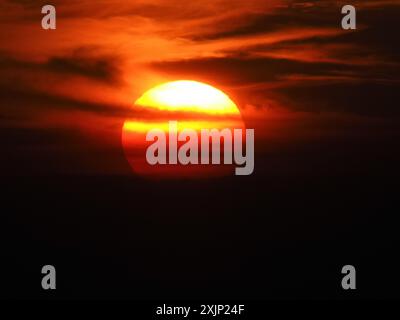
[0,0,399,175]
[1,0,400,300]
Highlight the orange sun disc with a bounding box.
[122,80,245,178]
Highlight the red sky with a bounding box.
[1,0,399,175]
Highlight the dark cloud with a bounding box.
[260,3,400,61]
[150,54,398,87]
[190,2,340,41]
[150,55,400,116]
[0,81,130,119]
[0,50,122,84]
[46,56,121,84]
[150,57,347,84]
[0,49,129,125]
[276,82,400,116]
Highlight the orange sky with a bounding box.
[1,0,400,175]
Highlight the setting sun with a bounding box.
[122,80,245,177]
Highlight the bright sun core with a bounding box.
[135,80,240,115]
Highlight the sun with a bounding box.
[122,80,244,178]
[134,80,240,115]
